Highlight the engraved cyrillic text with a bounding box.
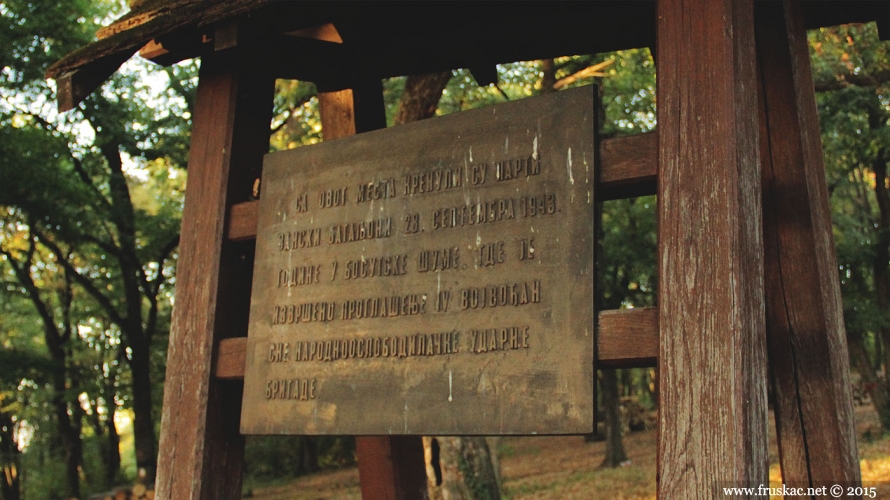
[278,265,321,287]
[495,156,541,182]
[469,326,530,353]
[289,330,461,362]
[357,178,396,203]
[272,302,336,324]
[404,167,462,195]
[293,192,309,213]
[328,218,392,245]
[417,247,460,272]
[318,187,348,208]
[265,378,316,400]
[278,229,322,251]
[460,280,541,310]
[341,293,427,320]
[344,254,408,280]
[477,241,505,267]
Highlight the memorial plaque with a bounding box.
[241,86,595,435]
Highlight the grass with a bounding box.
[247,405,890,499]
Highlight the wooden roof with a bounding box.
[48,0,889,111]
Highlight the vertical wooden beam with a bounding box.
[356,436,428,500]
[155,52,274,499]
[317,82,427,500]
[656,0,769,496]
[755,0,861,488]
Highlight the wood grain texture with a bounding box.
[226,131,658,241]
[215,338,248,380]
[599,132,657,200]
[597,308,657,368]
[318,89,357,139]
[154,53,273,500]
[755,0,860,488]
[226,199,257,242]
[356,436,428,500]
[656,0,769,496]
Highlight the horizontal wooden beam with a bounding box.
[227,200,258,242]
[225,131,658,241]
[599,132,657,200]
[215,337,250,380]
[596,307,658,368]
[214,307,657,380]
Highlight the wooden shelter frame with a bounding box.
[46,1,890,498]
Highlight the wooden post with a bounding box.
[755,0,861,488]
[356,436,428,500]
[155,52,274,499]
[317,83,428,500]
[656,0,769,496]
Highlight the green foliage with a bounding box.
[1,0,194,494]
[459,453,497,500]
[243,436,355,482]
[270,79,319,150]
[1,0,886,493]
[813,23,890,361]
[0,0,114,89]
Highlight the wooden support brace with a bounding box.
[656,0,769,496]
[155,52,274,499]
[55,51,134,112]
[755,0,861,488]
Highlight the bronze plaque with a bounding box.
[241,87,595,435]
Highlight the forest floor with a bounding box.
[244,405,890,500]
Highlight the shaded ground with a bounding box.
[247,406,890,499]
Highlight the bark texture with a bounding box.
[393,72,451,126]
[600,370,628,467]
[427,437,501,500]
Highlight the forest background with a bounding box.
[0,1,889,499]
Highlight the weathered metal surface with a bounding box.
[241,87,595,435]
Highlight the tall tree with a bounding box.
[1,0,193,489]
[812,22,890,429]
[0,322,54,500]
[0,221,85,498]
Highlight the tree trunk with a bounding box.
[600,369,629,467]
[872,153,890,377]
[429,437,501,500]
[52,388,82,500]
[540,59,556,94]
[621,369,633,397]
[393,72,452,125]
[98,401,121,488]
[0,410,22,500]
[86,392,122,489]
[298,437,320,474]
[129,346,156,485]
[867,98,890,430]
[639,368,655,404]
[105,407,121,488]
[848,330,890,429]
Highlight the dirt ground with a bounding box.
[247,405,890,500]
